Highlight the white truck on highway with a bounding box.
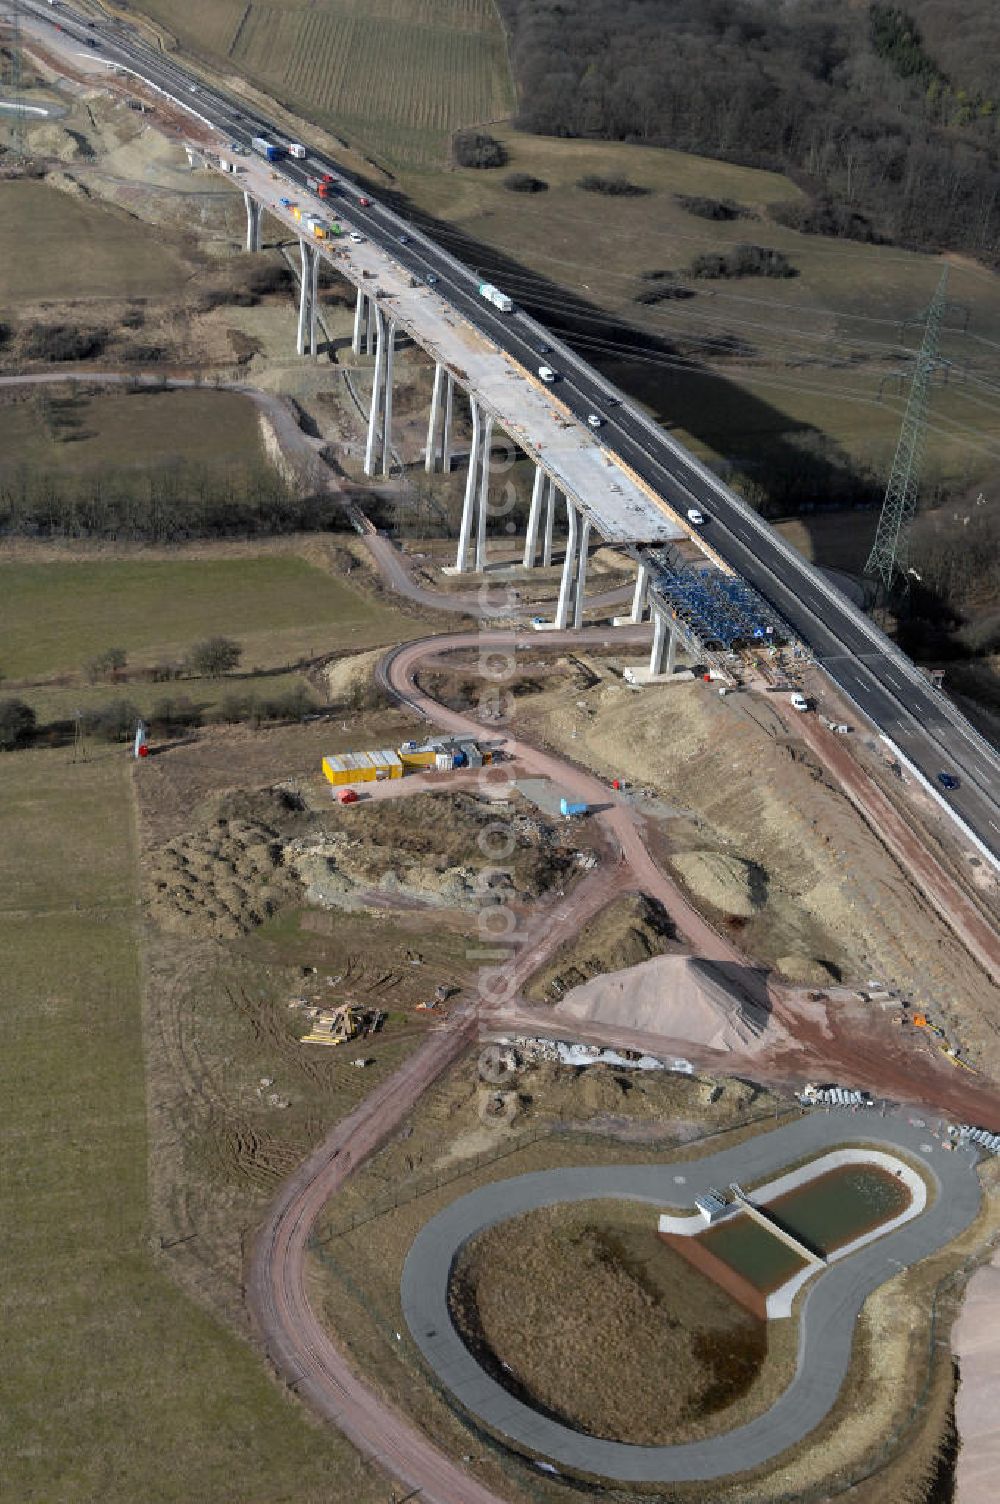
[479,282,514,314]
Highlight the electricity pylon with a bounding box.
[865,266,949,595]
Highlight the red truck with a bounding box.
[306,174,333,198]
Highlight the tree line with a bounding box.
[496,0,1000,263]
[0,460,341,541]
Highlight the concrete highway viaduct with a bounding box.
[239,158,691,659]
[18,0,1000,868]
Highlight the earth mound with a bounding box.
[322,648,384,703]
[288,793,577,913]
[555,954,777,1051]
[144,787,307,938]
[527,894,676,1002]
[671,850,768,918]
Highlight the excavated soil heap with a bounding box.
[555,954,777,1052]
[671,850,767,919]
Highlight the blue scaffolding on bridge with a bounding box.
[647,551,788,651]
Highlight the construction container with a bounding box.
[399,749,437,770]
[435,752,455,772]
[560,798,589,818]
[322,749,403,786]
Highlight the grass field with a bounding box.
[450,1198,794,1446]
[23,666,316,727]
[0,181,191,303]
[0,748,383,1504]
[0,552,424,680]
[0,388,267,475]
[134,0,514,167]
[399,128,1000,489]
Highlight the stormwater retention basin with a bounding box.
[663,1157,918,1318]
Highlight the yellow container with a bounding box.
[399,748,437,769]
[322,749,403,785]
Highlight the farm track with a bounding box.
[243,530,1000,1502]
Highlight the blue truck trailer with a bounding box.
[251,135,284,162]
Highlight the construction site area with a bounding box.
[3,18,1000,1504]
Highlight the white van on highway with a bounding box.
[538,366,557,383]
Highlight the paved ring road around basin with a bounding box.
[401,1111,982,1483]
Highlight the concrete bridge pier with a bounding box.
[381,317,396,477]
[425,364,456,474]
[296,239,319,356]
[474,412,494,574]
[454,397,482,573]
[243,191,262,253]
[614,560,650,627]
[364,305,396,477]
[573,513,592,629]
[352,286,365,356]
[425,362,445,473]
[649,608,678,676]
[365,297,376,357]
[441,372,454,473]
[523,465,546,568]
[632,562,650,622]
[542,477,557,567]
[554,501,580,631]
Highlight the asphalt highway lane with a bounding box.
[26,2,1000,859]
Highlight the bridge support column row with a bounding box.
[363,304,396,478]
[296,238,320,357]
[425,361,455,474]
[244,191,262,253]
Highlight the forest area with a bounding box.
[497,0,1000,264]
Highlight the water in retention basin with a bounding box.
[700,1165,912,1293]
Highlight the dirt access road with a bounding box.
[378,629,742,969]
[383,630,1000,1126]
[248,625,1000,1504]
[247,628,747,1504]
[246,1003,512,1504]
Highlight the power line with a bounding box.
[865,267,950,593]
[427,216,1000,355]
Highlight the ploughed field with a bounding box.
[132,0,514,166]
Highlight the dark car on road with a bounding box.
[938,772,960,790]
